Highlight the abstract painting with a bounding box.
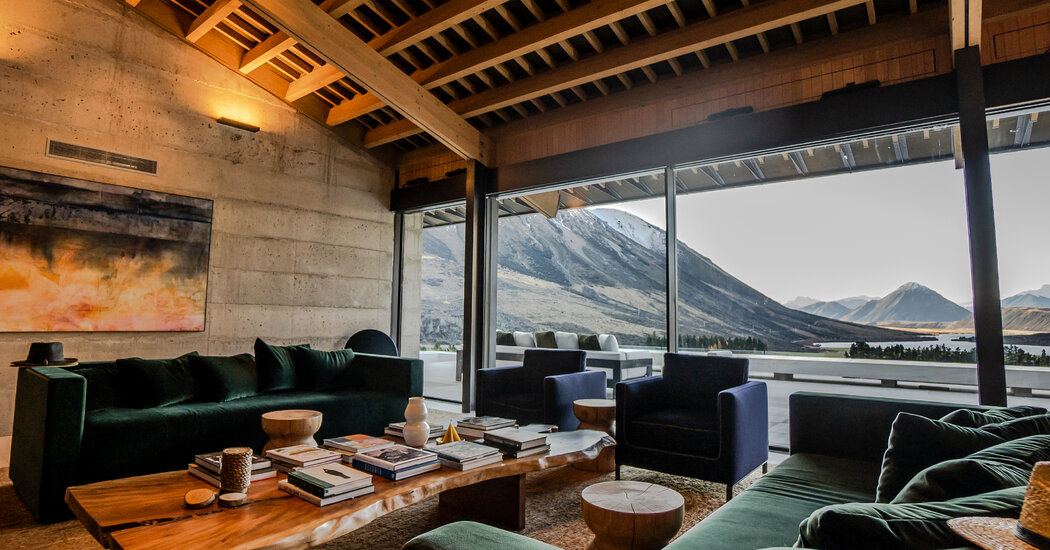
[0,166,212,331]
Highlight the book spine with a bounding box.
[187,467,220,487]
[278,481,323,505]
[287,476,329,498]
[351,460,398,479]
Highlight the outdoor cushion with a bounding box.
[940,405,1046,427]
[254,338,308,392]
[534,331,558,349]
[628,408,720,458]
[598,334,619,352]
[117,352,199,408]
[73,362,124,411]
[796,486,1026,549]
[578,334,601,351]
[294,348,356,390]
[513,331,537,347]
[875,412,1004,502]
[554,331,579,349]
[190,353,258,402]
[666,453,879,550]
[496,331,515,346]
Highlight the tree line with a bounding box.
[844,342,1050,367]
[645,332,768,352]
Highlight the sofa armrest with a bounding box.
[476,366,524,417]
[544,370,607,430]
[348,353,422,397]
[789,392,992,462]
[10,367,86,522]
[718,381,768,481]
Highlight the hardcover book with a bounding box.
[351,459,441,480]
[194,452,272,473]
[187,464,276,487]
[278,480,375,507]
[288,463,373,497]
[483,427,548,449]
[264,445,342,467]
[431,440,501,462]
[324,435,394,454]
[456,416,515,430]
[438,454,503,471]
[353,444,438,471]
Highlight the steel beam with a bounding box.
[665,165,678,353]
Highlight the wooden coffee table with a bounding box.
[66,430,615,550]
[581,481,684,550]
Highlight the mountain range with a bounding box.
[420,208,913,349]
[1001,285,1050,309]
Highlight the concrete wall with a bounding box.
[0,0,396,443]
[400,213,424,359]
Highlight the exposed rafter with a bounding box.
[186,0,242,43]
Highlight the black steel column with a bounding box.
[956,46,1007,406]
[461,161,494,411]
[390,211,405,353]
[665,166,679,353]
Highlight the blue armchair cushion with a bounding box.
[521,349,585,395]
[295,347,356,390]
[629,408,720,458]
[117,352,200,408]
[487,393,544,418]
[663,354,748,410]
[255,338,309,392]
[940,405,1046,428]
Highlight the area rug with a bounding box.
[0,409,761,549]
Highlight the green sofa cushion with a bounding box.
[578,334,601,351]
[892,434,1050,504]
[796,486,1026,549]
[940,406,1045,428]
[496,331,516,346]
[117,353,199,408]
[403,521,559,550]
[665,453,880,550]
[255,338,308,392]
[980,413,1050,440]
[190,354,258,402]
[875,413,1004,503]
[295,347,356,390]
[73,362,124,411]
[534,331,557,349]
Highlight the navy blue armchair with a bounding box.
[476,349,607,431]
[615,353,768,500]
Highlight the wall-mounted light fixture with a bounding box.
[216,117,260,133]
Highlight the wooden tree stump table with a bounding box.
[581,480,684,550]
[573,399,617,472]
[261,409,323,452]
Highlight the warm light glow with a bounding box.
[208,95,266,132]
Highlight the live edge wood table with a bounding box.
[66,430,615,550]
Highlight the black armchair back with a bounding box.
[344,329,399,357]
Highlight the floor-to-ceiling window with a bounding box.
[492,171,668,379]
[671,126,979,447]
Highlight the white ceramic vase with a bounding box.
[402,397,430,448]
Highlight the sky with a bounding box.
[604,147,1050,305]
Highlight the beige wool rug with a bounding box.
[0,409,760,549]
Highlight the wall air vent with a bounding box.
[46,140,158,175]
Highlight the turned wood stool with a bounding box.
[573,399,616,472]
[581,480,684,550]
[261,409,323,452]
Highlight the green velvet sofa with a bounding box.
[10,347,422,522]
[404,392,1003,550]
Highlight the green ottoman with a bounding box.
[402,521,558,550]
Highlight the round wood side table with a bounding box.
[581,480,685,550]
[573,398,616,434]
[261,409,323,452]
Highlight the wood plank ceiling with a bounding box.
[126,0,948,158]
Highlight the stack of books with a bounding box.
[431,440,503,471]
[323,434,394,455]
[278,462,375,506]
[454,416,515,439]
[384,422,444,444]
[483,427,550,458]
[187,452,276,486]
[264,445,342,473]
[351,444,440,480]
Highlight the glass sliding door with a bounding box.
[673,126,977,448]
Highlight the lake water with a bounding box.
[817,333,1050,356]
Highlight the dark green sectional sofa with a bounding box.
[10,346,422,522]
[405,392,1017,550]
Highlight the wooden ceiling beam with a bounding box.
[371,0,508,56]
[327,0,670,125]
[362,0,869,147]
[239,0,359,74]
[242,0,484,160]
[186,0,242,43]
[950,0,982,52]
